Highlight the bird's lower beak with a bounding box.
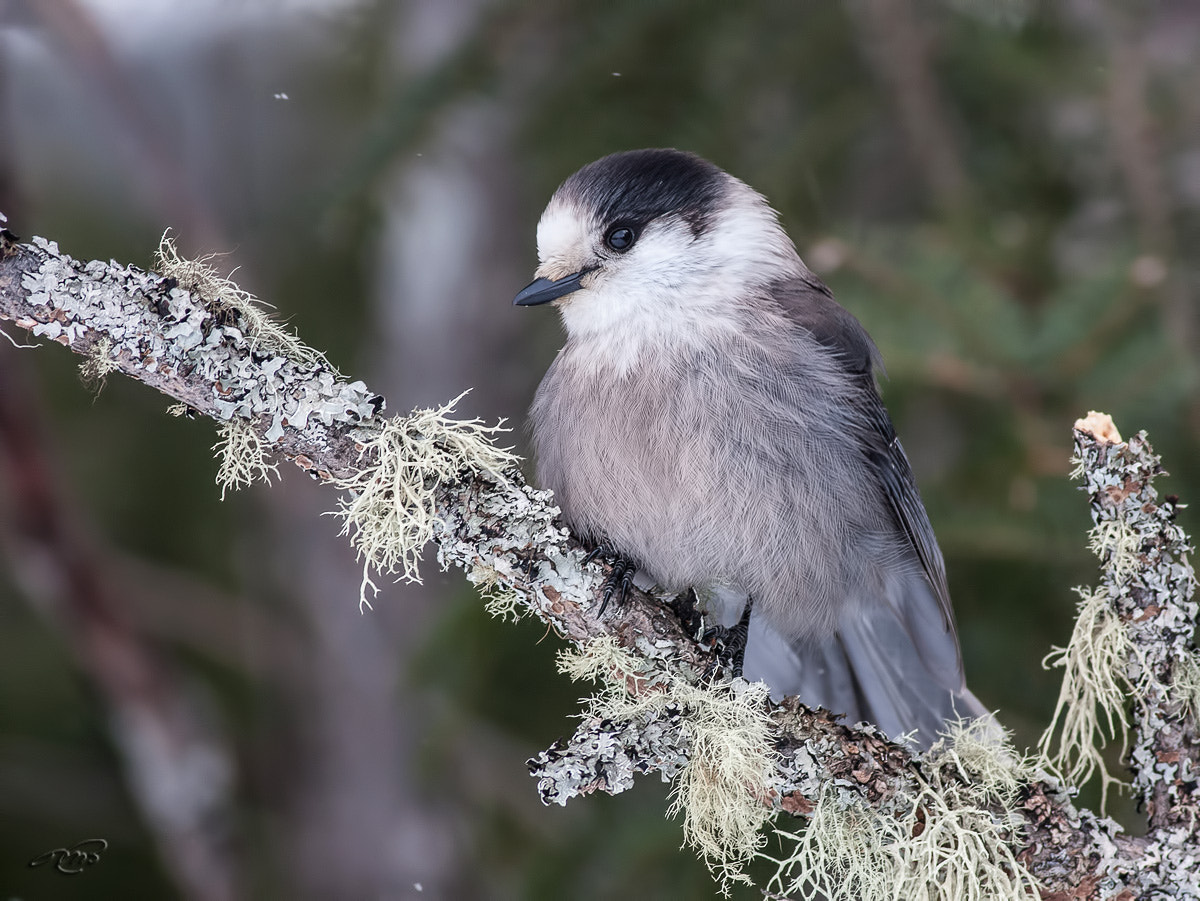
[513,268,593,306]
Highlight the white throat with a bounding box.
[543,183,805,374]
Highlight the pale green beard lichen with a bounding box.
[764,719,1040,901]
[1174,650,1200,722]
[213,418,280,500]
[1037,586,1142,809]
[558,637,775,893]
[1087,520,1142,583]
[1037,515,1154,810]
[330,394,518,611]
[155,231,334,372]
[469,564,525,623]
[669,678,775,891]
[79,336,119,388]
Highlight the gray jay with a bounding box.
[514,148,985,747]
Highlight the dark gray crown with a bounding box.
[555,149,728,236]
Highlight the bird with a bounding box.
[514,148,985,747]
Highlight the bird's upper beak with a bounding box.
[513,268,593,306]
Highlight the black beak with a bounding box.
[513,268,593,306]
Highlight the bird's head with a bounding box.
[514,149,805,368]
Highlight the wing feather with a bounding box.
[771,275,960,672]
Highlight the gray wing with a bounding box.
[770,275,964,693]
[744,599,988,747]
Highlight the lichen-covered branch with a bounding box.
[1036,413,1200,898]
[3,230,1200,897]
[1068,415,1200,827]
[0,229,711,670]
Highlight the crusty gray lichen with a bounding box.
[16,237,381,473]
[1055,417,1200,896]
[429,469,717,680]
[531,705,690,804]
[537,638,777,889]
[1042,416,1200,829]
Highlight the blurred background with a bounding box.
[1,0,1198,898]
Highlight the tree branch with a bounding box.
[3,228,1198,897]
[1070,414,1200,832]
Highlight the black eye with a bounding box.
[605,225,636,252]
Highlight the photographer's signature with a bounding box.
[28,838,107,875]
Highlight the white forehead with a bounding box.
[535,197,591,268]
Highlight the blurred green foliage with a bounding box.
[2,0,1197,897]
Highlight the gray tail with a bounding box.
[742,578,988,749]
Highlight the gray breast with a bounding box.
[529,324,906,641]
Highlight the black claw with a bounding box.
[584,543,638,616]
[599,587,615,616]
[702,599,753,680]
[598,557,637,615]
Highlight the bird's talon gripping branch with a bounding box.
[700,600,752,680]
[580,544,608,567]
[599,556,637,615]
[581,543,639,615]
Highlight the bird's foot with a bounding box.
[582,544,638,615]
[701,599,752,680]
[666,587,706,636]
